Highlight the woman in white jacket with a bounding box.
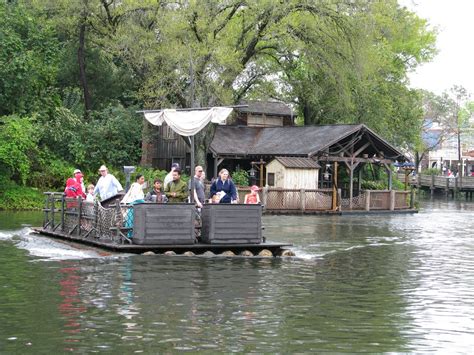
[121,174,145,204]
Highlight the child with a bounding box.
[86,184,95,202]
[244,185,261,204]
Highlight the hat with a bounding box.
[250,185,260,191]
[171,163,180,170]
[73,169,81,174]
[99,165,107,171]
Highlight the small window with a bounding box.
[267,173,275,186]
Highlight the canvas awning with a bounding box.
[143,107,233,136]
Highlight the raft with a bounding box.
[33,192,292,257]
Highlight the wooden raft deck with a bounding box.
[31,227,291,255]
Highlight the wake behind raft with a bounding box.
[33,106,293,257]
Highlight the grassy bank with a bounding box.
[0,185,45,210]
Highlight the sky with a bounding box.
[399,0,474,95]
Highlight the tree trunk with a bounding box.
[78,22,92,116]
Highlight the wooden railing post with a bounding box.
[262,187,268,212]
[61,195,65,232]
[77,197,82,236]
[410,188,415,209]
[365,190,371,211]
[300,189,306,212]
[431,175,435,196]
[390,190,396,210]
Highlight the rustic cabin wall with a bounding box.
[284,169,319,189]
[151,124,189,171]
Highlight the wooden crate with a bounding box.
[201,204,262,244]
[132,204,195,245]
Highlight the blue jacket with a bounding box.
[210,178,237,203]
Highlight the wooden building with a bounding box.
[141,100,294,172]
[266,157,320,189]
[209,124,407,204]
[234,101,295,127]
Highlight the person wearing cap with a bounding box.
[164,163,180,188]
[164,168,188,203]
[73,169,86,198]
[189,165,205,208]
[244,185,261,204]
[145,178,168,203]
[93,165,123,201]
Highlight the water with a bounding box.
[0,200,473,353]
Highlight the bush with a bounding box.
[0,183,44,210]
[231,169,249,186]
[421,167,440,176]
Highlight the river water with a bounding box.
[0,198,473,353]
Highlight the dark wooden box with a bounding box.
[132,203,195,245]
[201,204,262,244]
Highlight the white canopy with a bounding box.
[143,107,233,136]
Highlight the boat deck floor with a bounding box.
[32,228,292,254]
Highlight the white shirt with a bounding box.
[164,172,173,188]
[121,182,144,204]
[94,174,123,201]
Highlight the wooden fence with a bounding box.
[234,187,412,213]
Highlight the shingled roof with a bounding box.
[236,101,294,116]
[273,157,321,169]
[210,124,404,160]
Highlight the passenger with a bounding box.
[145,179,168,203]
[64,178,81,198]
[73,169,86,197]
[64,178,82,209]
[93,165,123,201]
[121,174,146,238]
[209,169,237,204]
[244,185,261,204]
[163,163,180,188]
[86,184,95,202]
[121,174,145,204]
[190,165,206,208]
[164,168,188,203]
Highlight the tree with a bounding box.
[417,86,473,171]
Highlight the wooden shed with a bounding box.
[266,157,320,189]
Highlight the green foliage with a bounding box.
[0,183,44,210]
[421,168,440,176]
[232,169,249,187]
[73,105,143,170]
[0,3,62,116]
[361,180,387,191]
[0,115,39,185]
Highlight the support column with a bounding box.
[332,162,338,211]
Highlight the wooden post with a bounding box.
[51,195,55,230]
[77,197,82,236]
[262,186,268,212]
[365,190,371,211]
[61,195,65,232]
[358,167,362,193]
[390,190,396,211]
[431,175,435,196]
[332,162,338,211]
[300,189,306,212]
[446,178,449,198]
[349,165,354,210]
[260,160,264,187]
[410,188,415,209]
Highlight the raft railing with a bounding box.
[42,193,132,244]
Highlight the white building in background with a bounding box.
[424,117,474,176]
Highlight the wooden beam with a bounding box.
[353,142,371,157]
[325,157,393,164]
